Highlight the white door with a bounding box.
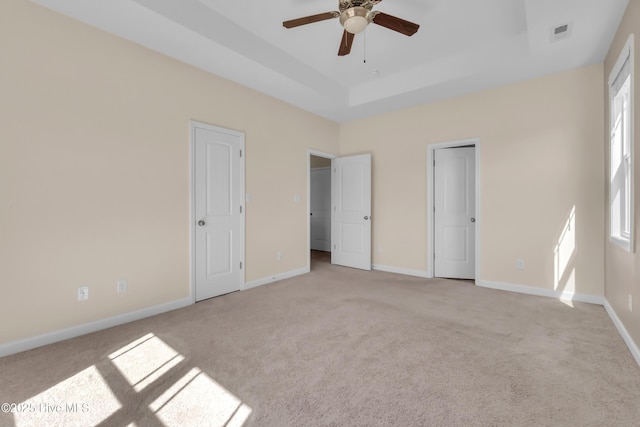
[434,146,476,279]
[310,167,331,251]
[193,123,244,301]
[331,154,372,270]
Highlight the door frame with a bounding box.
[426,138,480,280]
[190,120,246,303]
[307,149,336,270]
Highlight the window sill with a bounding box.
[610,235,632,253]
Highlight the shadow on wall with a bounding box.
[2,333,251,426]
[554,206,576,306]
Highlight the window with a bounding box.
[609,34,634,252]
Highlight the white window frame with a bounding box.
[608,34,635,252]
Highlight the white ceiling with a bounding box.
[32,0,628,123]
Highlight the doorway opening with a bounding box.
[427,139,480,281]
[307,150,373,272]
[308,151,334,270]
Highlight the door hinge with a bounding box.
[240,149,243,158]
[240,206,243,214]
[240,261,243,269]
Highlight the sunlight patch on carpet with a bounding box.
[13,334,251,426]
[149,367,252,426]
[14,365,121,426]
[109,333,185,392]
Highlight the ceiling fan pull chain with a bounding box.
[363,30,367,63]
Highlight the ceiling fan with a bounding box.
[283,0,420,56]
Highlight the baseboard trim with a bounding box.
[0,297,192,358]
[603,299,640,367]
[476,280,605,305]
[372,264,430,278]
[244,267,310,290]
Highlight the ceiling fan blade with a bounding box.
[283,12,339,28]
[372,12,419,36]
[338,30,355,56]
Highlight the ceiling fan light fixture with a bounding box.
[340,6,371,34]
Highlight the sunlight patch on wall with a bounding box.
[109,333,185,392]
[15,365,122,426]
[559,269,576,307]
[554,206,576,302]
[150,367,252,426]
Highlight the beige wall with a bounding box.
[604,0,640,351]
[340,64,605,296]
[0,0,339,343]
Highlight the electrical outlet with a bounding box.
[516,259,525,270]
[629,294,633,312]
[117,279,128,293]
[78,286,89,301]
[277,251,283,261]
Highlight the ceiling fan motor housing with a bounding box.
[340,6,373,34]
[338,0,381,12]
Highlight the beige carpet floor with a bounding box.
[1,251,640,426]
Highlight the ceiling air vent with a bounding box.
[554,24,568,35]
[550,22,572,43]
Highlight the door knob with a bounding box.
[470,218,476,223]
[198,220,206,226]
[364,216,369,220]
